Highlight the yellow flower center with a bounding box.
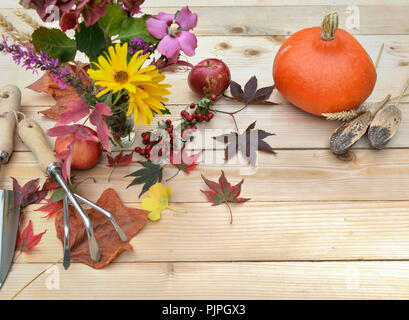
[114,71,129,84]
[169,23,179,36]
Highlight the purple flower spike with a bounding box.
[0,36,72,89]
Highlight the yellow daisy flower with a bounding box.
[87,42,156,98]
[127,69,171,125]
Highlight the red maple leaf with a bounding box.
[41,177,60,192]
[16,220,47,252]
[12,178,48,208]
[201,170,250,224]
[35,199,64,218]
[107,151,135,182]
[171,149,201,174]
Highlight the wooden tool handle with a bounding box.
[0,85,21,163]
[18,119,60,173]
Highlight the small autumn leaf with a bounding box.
[12,178,49,208]
[171,149,201,174]
[16,220,46,252]
[35,199,64,218]
[213,121,276,167]
[107,151,135,182]
[126,161,163,197]
[141,183,185,221]
[201,170,250,224]
[229,76,276,105]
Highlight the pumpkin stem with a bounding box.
[321,12,339,41]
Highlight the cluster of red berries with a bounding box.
[135,94,217,161]
[135,119,176,161]
[135,131,154,161]
[180,109,214,123]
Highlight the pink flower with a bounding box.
[146,6,198,60]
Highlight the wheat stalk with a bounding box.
[0,12,31,43]
[13,9,41,30]
[322,104,369,121]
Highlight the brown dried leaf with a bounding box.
[55,188,149,269]
[28,67,91,120]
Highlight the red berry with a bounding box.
[190,103,195,109]
[166,119,172,126]
[146,144,152,151]
[208,112,214,119]
[167,127,173,133]
[141,132,146,138]
[185,115,192,122]
[211,94,217,101]
[135,147,141,152]
[197,113,204,122]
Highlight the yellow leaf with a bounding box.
[141,182,185,221]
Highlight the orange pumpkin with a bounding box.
[273,12,377,116]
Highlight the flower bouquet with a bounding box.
[0,1,198,179]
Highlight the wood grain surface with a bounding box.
[0,1,409,300]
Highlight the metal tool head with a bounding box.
[0,189,21,288]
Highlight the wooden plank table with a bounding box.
[1,0,409,299]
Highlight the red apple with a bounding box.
[55,126,102,170]
[188,58,231,97]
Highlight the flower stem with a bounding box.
[113,90,125,106]
[211,103,249,133]
[167,206,187,213]
[166,169,181,182]
[225,202,233,224]
[11,258,63,300]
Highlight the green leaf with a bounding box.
[98,3,127,37]
[75,22,107,58]
[118,16,159,44]
[126,161,163,197]
[161,107,171,115]
[50,184,77,202]
[32,27,76,63]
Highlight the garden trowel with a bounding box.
[0,85,22,288]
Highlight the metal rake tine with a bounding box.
[63,195,70,270]
[53,171,101,263]
[73,193,128,242]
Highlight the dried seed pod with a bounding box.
[368,104,402,149]
[367,78,409,149]
[329,111,373,155]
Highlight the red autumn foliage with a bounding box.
[35,199,64,218]
[16,220,47,252]
[27,68,91,120]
